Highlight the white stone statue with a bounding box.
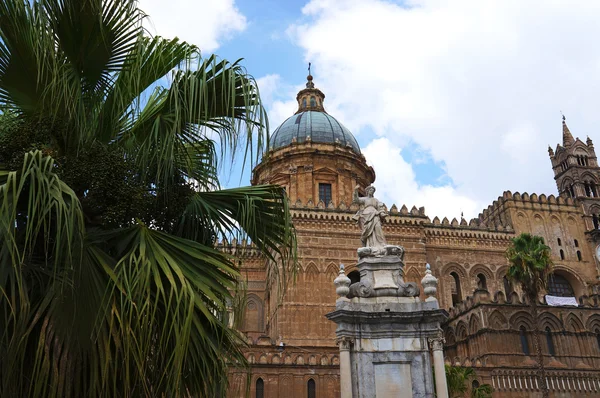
[352,185,388,250]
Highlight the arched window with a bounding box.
[557,238,562,246]
[545,327,556,356]
[520,326,530,355]
[503,276,513,297]
[310,96,316,107]
[548,274,575,297]
[577,250,582,261]
[476,273,487,290]
[570,184,575,198]
[559,249,565,260]
[574,239,579,247]
[256,378,264,398]
[595,328,600,350]
[307,378,316,398]
[450,272,462,306]
[594,214,600,229]
[302,98,307,109]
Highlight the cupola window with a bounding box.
[302,98,307,109]
[310,96,316,107]
[318,183,332,205]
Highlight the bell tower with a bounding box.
[549,116,600,231]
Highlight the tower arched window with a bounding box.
[594,214,599,229]
[577,250,582,261]
[574,239,579,247]
[503,276,513,297]
[520,326,530,355]
[559,249,565,260]
[476,273,487,290]
[545,327,556,356]
[557,238,562,246]
[256,378,264,398]
[450,272,462,306]
[548,274,575,297]
[595,328,600,350]
[307,378,316,398]
[570,184,575,198]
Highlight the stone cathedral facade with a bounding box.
[227,75,600,398]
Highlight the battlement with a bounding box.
[215,237,262,258]
[478,190,579,226]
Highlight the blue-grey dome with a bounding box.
[270,111,360,154]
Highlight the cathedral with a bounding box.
[226,74,600,397]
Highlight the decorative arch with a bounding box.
[325,263,338,278]
[442,263,467,279]
[469,314,482,334]
[470,265,493,291]
[244,293,265,332]
[565,313,585,332]
[538,313,563,331]
[445,327,456,345]
[455,321,468,340]
[510,311,535,330]
[488,310,508,329]
[405,267,421,287]
[585,314,600,331]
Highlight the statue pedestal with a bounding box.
[327,254,448,398]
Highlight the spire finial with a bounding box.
[561,112,574,146]
[305,62,315,88]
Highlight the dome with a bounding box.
[270,111,361,154]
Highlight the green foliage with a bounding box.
[471,383,493,398]
[0,0,296,397]
[445,365,493,398]
[505,232,553,300]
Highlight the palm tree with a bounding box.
[506,233,553,398]
[0,1,296,397]
[446,365,474,398]
[471,383,493,398]
[445,366,493,398]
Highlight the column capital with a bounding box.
[336,336,354,351]
[428,334,445,352]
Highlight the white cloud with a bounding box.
[139,0,246,52]
[363,138,479,220]
[284,0,600,218]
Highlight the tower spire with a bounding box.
[562,114,575,147]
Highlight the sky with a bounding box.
[140,0,600,220]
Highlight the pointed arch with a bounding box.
[539,313,563,332]
[510,311,534,330]
[565,313,584,332]
[455,321,468,340]
[488,310,508,329]
[585,314,600,331]
[469,314,481,334]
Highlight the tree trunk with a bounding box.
[530,298,549,398]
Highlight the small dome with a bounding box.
[270,111,361,154]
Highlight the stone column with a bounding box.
[430,335,449,398]
[337,337,353,398]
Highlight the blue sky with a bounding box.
[139,0,600,219]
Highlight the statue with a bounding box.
[352,185,388,251]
